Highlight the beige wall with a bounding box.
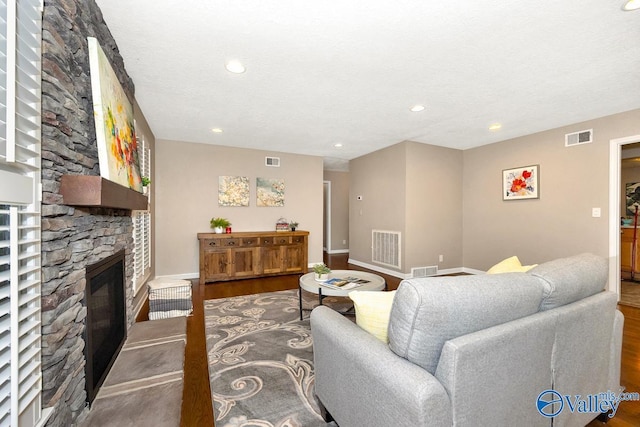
[350,143,407,270]
[349,141,463,274]
[463,109,640,270]
[154,140,324,277]
[323,170,350,253]
[405,142,463,270]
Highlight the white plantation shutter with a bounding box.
[132,211,151,292]
[132,132,151,292]
[0,0,50,426]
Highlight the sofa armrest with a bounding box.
[310,306,452,427]
[609,309,624,393]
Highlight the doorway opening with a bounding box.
[609,134,640,308]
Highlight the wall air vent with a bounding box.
[411,266,438,278]
[265,156,280,167]
[565,129,593,147]
[372,230,401,269]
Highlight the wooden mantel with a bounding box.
[60,175,148,210]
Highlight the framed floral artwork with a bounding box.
[219,176,249,206]
[256,178,285,207]
[88,37,143,192]
[503,165,539,200]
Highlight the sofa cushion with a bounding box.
[527,253,607,311]
[387,273,546,374]
[348,290,396,342]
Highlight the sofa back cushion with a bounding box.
[527,253,607,311]
[388,273,546,374]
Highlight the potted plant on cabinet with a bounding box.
[289,220,299,231]
[210,217,231,234]
[312,263,331,281]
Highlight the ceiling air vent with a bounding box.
[411,266,438,278]
[265,156,280,167]
[565,129,593,147]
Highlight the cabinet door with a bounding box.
[283,244,305,273]
[261,246,283,274]
[231,247,259,278]
[203,249,231,280]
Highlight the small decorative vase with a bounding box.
[315,273,328,282]
[214,226,224,234]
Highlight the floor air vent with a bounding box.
[372,230,401,268]
[565,129,593,147]
[411,266,438,278]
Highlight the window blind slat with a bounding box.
[0,0,44,425]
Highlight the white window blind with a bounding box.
[0,0,50,426]
[132,131,151,292]
[132,211,151,292]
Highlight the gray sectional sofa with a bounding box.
[310,253,624,427]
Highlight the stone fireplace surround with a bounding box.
[41,1,139,425]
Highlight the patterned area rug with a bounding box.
[205,289,348,427]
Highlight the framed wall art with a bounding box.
[88,37,142,192]
[256,178,285,207]
[503,165,539,200]
[626,182,640,216]
[218,176,250,206]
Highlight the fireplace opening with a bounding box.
[84,249,126,405]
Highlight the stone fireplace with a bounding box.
[41,1,138,425]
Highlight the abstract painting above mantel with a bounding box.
[88,37,142,192]
[503,165,539,201]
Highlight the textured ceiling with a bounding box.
[94,0,640,170]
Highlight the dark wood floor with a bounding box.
[161,254,640,427]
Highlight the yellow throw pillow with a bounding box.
[487,256,537,274]
[348,290,396,343]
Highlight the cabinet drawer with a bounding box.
[204,239,222,248]
[222,238,240,247]
[260,237,275,246]
[291,235,305,244]
[274,236,291,245]
[240,237,259,247]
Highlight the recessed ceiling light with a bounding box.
[623,0,640,10]
[488,123,502,131]
[334,143,343,148]
[225,60,246,74]
[410,104,425,112]
[211,128,223,133]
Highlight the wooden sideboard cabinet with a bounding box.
[198,231,309,284]
[621,227,640,274]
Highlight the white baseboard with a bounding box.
[326,249,349,254]
[154,272,199,281]
[347,259,482,279]
[462,267,485,275]
[347,259,409,279]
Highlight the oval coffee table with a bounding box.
[298,270,386,320]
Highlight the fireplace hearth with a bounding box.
[84,249,127,404]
